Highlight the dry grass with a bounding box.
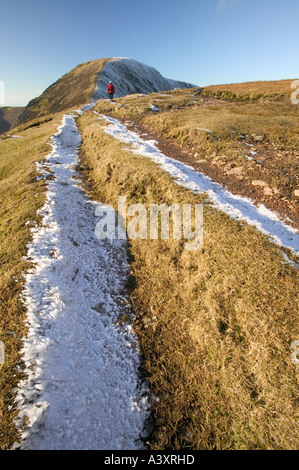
[0,112,64,449]
[94,87,299,205]
[142,101,299,198]
[0,77,298,450]
[77,110,299,450]
[18,58,111,125]
[203,79,296,102]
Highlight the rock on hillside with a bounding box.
[17,57,196,125]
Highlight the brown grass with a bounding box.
[94,87,299,207]
[0,111,65,449]
[0,77,298,450]
[203,79,296,101]
[18,58,111,125]
[77,109,299,450]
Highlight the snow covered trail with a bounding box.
[14,111,149,450]
[98,115,299,260]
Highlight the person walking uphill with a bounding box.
[107,81,115,100]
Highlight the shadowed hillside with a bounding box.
[0,107,24,134]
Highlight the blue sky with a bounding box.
[1,0,298,106]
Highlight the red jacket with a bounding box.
[107,83,115,94]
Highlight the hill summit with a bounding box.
[92,57,195,99]
[18,57,196,125]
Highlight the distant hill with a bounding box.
[0,107,24,134]
[202,79,295,101]
[17,57,196,125]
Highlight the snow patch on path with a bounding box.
[98,114,299,259]
[13,111,149,450]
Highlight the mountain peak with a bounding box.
[18,58,196,125]
[93,57,195,100]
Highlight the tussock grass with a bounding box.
[77,110,299,450]
[202,79,295,102]
[0,112,64,449]
[141,102,299,197]
[94,86,299,202]
[94,86,299,157]
[1,78,298,450]
[142,101,299,151]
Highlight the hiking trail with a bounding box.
[14,109,149,450]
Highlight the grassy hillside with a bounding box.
[17,57,195,127]
[0,107,25,134]
[0,110,66,449]
[202,79,295,102]
[17,58,110,125]
[0,78,298,450]
[77,102,299,449]
[94,83,299,231]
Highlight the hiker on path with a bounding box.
[107,81,115,100]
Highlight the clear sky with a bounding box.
[1,0,298,106]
